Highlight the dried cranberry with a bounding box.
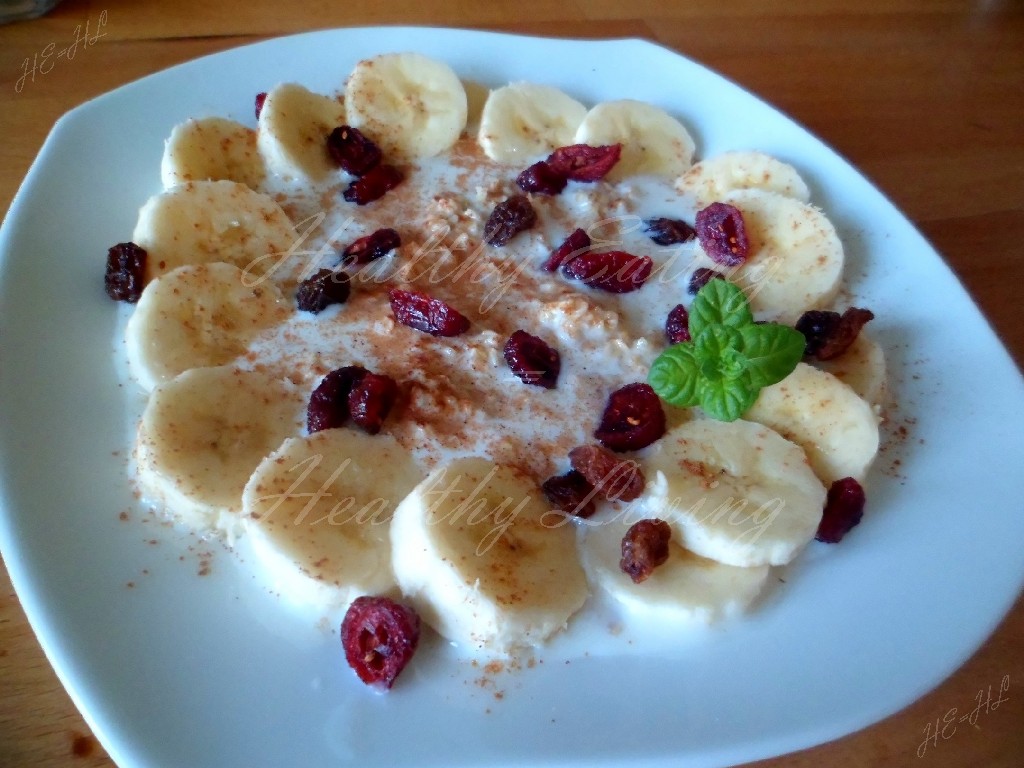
[594,382,666,452]
[824,308,874,357]
[341,595,420,690]
[796,311,840,354]
[296,268,351,313]
[816,477,866,543]
[695,202,749,266]
[688,267,725,295]
[104,242,148,303]
[503,330,560,389]
[254,92,267,121]
[516,161,568,195]
[543,228,591,272]
[645,217,695,246]
[341,228,401,265]
[484,195,537,246]
[389,288,470,336]
[328,125,383,177]
[796,307,875,361]
[307,366,369,433]
[348,372,399,435]
[665,304,691,344]
[562,250,653,294]
[541,470,597,518]
[620,519,671,583]
[546,143,622,182]
[343,164,403,205]
[568,444,645,502]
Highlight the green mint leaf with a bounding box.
[688,279,753,339]
[648,344,702,407]
[739,323,806,389]
[691,325,753,420]
[647,279,803,424]
[693,325,746,386]
[697,371,760,422]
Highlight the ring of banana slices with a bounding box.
[116,51,889,668]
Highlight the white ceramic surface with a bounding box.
[1,27,1023,768]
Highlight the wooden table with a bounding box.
[1,1,1022,765]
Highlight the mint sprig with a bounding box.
[648,280,804,421]
[687,277,752,335]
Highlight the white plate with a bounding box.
[1,27,1023,768]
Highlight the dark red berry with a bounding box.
[341,595,420,690]
[516,161,568,195]
[484,195,537,246]
[816,477,866,543]
[343,164,403,205]
[307,366,369,433]
[388,288,470,336]
[104,242,148,303]
[594,382,666,452]
[546,143,622,182]
[541,470,597,518]
[796,310,840,358]
[620,519,671,583]
[665,304,691,344]
[296,268,351,313]
[796,307,875,361]
[688,267,725,295]
[826,308,874,357]
[348,372,399,435]
[503,330,560,389]
[341,228,401,265]
[645,217,695,246]
[569,444,645,502]
[254,92,267,121]
[562,250,653,294]
[796,311,840,354]
[543,228,591,272]
[695,202,749,266]
[328,125,383,177]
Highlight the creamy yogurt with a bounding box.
[232,138,702,482]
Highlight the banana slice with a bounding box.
[241,430,422,612]
[125,263,289,392]
[715,188,844,324]
[573,99,695,181]
[161,117,266,190]
[132,180,296,284]
[136,366,305,529]
[390,457,588,652]
[744,362,880,485]
[580,516,770,622]
[344,52,467,160]
[477,82,587,163]
[642,419,826,567]
[256,83,346,182]
[815,332,888,407]
[677,150,810,206]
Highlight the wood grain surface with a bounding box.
[1,0,1022,766]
